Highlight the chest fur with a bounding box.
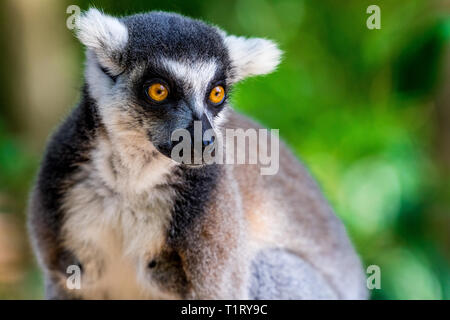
[60,138,178,299]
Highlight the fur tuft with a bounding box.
[224,35,282,81]
[76,8,128,73]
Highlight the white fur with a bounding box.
[85,51,114,102]
[61,133,177,299]
[76,8,128,74]
[214,107,229,129]
[224,35,282,81]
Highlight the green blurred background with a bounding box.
[0,0,449,299]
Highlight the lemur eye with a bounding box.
[147,83,169,102]
[208,86,225,105]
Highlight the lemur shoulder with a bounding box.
[28,9,367,299]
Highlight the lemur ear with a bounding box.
[224,35,282,82]
[75,8,128,74]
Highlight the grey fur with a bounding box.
[250,249,337,299]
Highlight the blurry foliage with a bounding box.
[0,120,38,210]
[0,0,449,299]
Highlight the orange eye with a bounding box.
[147,83,168,102]
[209,86,225,105]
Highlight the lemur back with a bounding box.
[28,9,367,299]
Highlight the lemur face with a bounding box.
[76,9,281,161]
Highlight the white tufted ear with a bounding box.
[224,35,282,82]
[75,8,128,74]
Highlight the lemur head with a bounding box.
[76,9,281,163]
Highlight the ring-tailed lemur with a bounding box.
[28,9,367,299]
